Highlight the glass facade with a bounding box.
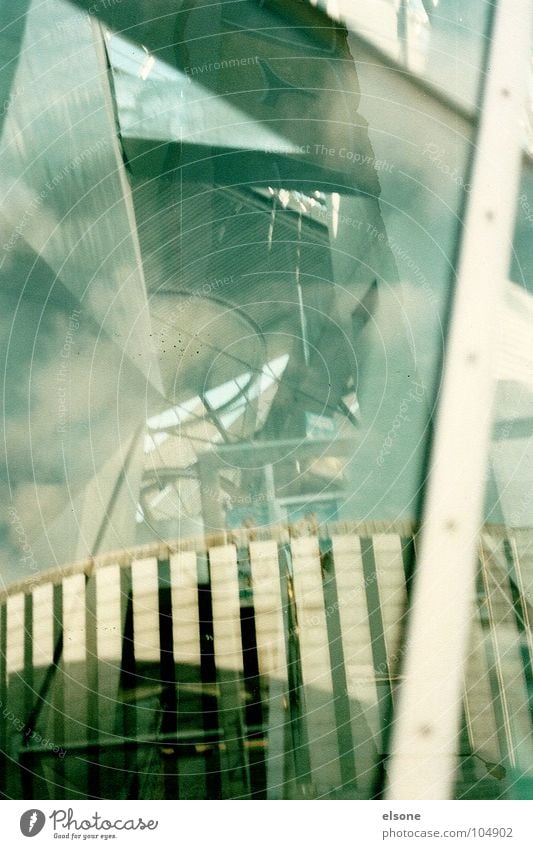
[0,0,531,801]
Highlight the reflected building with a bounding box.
[0,0,531,800]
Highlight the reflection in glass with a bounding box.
[316,0,491,110]
[0,0,530,802]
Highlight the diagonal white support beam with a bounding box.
[385,0,532,800]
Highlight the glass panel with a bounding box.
[456,156,533,799]
[314,0,492,111]
[0,0,495,802]
[454,27,533,793]
[511,158,533,292]
[109,3,473,801]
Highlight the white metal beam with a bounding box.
[385,0,532,800]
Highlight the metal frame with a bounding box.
[385,0,532,800]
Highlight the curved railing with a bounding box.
[0,521,531,799]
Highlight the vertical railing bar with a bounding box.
[477,552,514,769]
[359,538,390,734]
[319,537,357,791]
[237,544,268,798]
[85,572,100,798]
[158,556,179,799]
[504,539,533,726]
[119,565,138,799]
[0,604,7,797]
[278,542,313,796]
[52,583,65,798]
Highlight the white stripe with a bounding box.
[131,558,160,662]
[291,536,341,792]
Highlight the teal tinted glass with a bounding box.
[0,0,500,801]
